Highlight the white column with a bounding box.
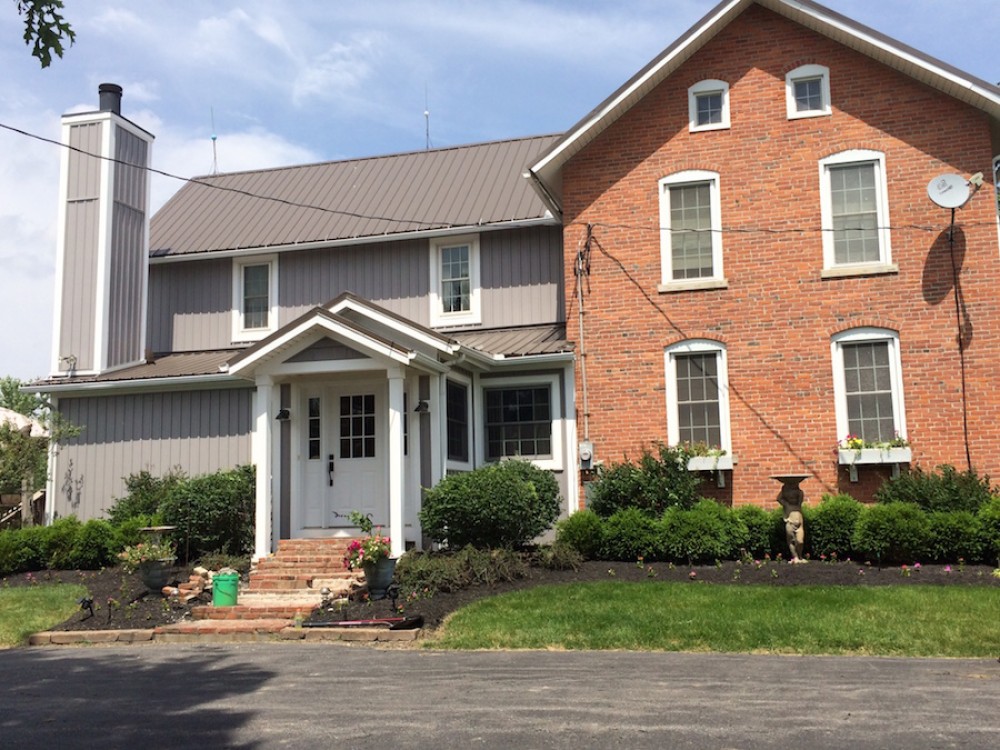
[387,368,405,557]
[253,376,274,560]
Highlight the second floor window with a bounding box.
[659,170,724,286]
[430,235,481,327]
[819,150,891,272]
[232,255,277,341]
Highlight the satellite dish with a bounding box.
[927,173,971,209]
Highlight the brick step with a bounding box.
[191,603,319,621]
[255,556,350,567]
[275,539,354,550]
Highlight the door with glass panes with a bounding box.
[301,382,385,530]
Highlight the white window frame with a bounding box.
[664,340,732,460]
[477,373,563,471]
[429,234,481,327]
[831,328,907,444]
[658,170,725,291]
[819,150,894,275]
[232,254,278,342]
[445,372,473,472]
[786,64,831,119]
[688,79,730,132]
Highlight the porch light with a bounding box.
[275,408,291,421]
[414,400,430,413]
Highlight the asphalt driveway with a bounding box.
[2,645,997,749]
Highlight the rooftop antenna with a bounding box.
[424,85,430,151]
[210,106,219,175]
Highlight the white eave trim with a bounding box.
[149,216,559,264]
[22,373,247,395]
[329,298,459,356]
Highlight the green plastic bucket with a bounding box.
[213,572,239,607]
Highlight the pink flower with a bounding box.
[688,571,697,580]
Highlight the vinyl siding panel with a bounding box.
[54,388,252,520]
[147,259,231,352]
[480,226,564,327]
[66,123,102,201]
[59,201,99,371]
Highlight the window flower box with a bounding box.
[838,446,911,482]
[687,454,734,472]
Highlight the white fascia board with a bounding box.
[22,373,247,395]
[328,298,458,355]
[49,120,73,375]
[149,217,559,265]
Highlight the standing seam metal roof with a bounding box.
[150,134,560,258]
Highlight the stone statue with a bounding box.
[772,475,808,563]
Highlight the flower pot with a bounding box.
[362,557,397,600]
[138,559,175,590]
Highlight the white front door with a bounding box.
[300,381,387,531]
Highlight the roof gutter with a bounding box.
[523,169,563,219]
[22,373,251,395]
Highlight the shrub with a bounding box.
[106,469,185,525]
[588,443,703,518]
[67,519,117,569]
[555,509,604,560]
[394,546,529,595]
[196,552,252,575]
[420,460,560,549]
[112,513,161,550]
[978,496,1000,565]
[874,465,994,513]
[662,500,748,564]
[44,517,82,569]
[927,511,983,564]
[600,507,663,561]
[807,494,864,559]
[734,505,781,559]
[531,542,583,571]
[852,503,931,565]
[159,465,255,560]
[0,527,46,575]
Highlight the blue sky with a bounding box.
[0,0,995,380]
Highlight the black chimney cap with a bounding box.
[98,83,122,115]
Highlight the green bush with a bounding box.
[977,496,1000,565]
[420,460,561,549]
[0,517,117,575]
[874,465,994,513]
[807,494,863,559]
[662,500,748,564]
[588,443,703,518]
[67,519,117,569]
[734,505,781,559]
[159,465,255,561]
[44,517,82,569]
[555,509,604,560]
[106,469,184,525]
[600,507,663,561]
[394,546,530,595]
[852,503,931,565]
[112,513,161,551]
[927,511,983,564]
[0,527,45,574]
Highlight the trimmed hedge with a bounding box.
[662,500,748,564]
[806,494,864,560]
[0,518,119,575]
[588,443,704,518]
[874,464,994,513]
[555,509,604,560]
[852,503,931,565]
[600,507,663,561]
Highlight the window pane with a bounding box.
[339,393,376,458]
[307,397,321,460]
[242,264,269,329]
[675,353,722,448]
[484,386,552,460]
[843,341,895,443]
[441,245,471,313]
[696,92,722,125]
[669,183,714,279]
[794,78,822,111]
[830,163,880,264]
[447,380,469,462]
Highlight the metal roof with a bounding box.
[150,135,560,258]
[528,0,1000,212]
[31,351,242,388]
[454,324,571,358]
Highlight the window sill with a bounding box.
[687,454,734,472]
[787,109,831,120]
[658,278,729,294]
[821,263,898,280]
[838,447,911,465]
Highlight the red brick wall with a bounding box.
[563,5,999,508]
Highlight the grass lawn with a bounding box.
[0,584,87,648]
[429,582,1000,656]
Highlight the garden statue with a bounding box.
[771,474,809,563]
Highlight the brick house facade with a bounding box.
[528,0,1000,507]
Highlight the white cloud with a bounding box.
[292,33,385,106]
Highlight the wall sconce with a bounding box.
[275,408,291,421]
[414,400,429,414]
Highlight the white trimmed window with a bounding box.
[665,340,731,454]
[659,170,724,287]
[430,235,481,327]
[831,328,906,444]
[478,373,563,470]
[445,375,472,468]
[786,64,831,119]
[688,80,730,132]
[232,255,277,341]
[819,150,892,272]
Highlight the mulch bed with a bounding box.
[5,559,995,633]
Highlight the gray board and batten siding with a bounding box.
[146,225,564,353]
[53,388,252,521]
[59,122,103,373]
[106,129,149,369]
